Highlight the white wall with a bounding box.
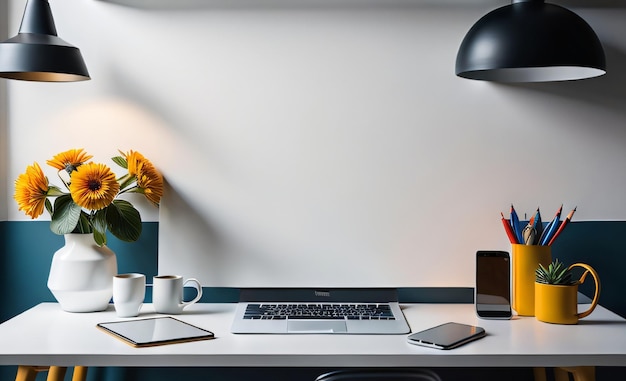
[4,0,626,287]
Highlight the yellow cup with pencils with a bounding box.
[512,244,552,316]
[502,205,577,316]
[500,205,576,316]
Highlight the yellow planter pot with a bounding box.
[535,263,601,324]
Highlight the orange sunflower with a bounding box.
[69,162,120,210]
[137,161,164,205]
[122,150,163,205]
[47,148,93,173]
[14,162,50,219]
[123,150,145,177]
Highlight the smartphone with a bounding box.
[406,322,486,350]
[475,250,512,319]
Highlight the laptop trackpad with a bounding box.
[287,321,348,333]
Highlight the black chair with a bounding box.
[315,369,442,381]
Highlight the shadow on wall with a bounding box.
[158,180,234,286]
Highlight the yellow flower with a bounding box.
[13,162,49,219]
[137,161,164,205]
[47,148,93,172]
[124,150,146,177]
[15,148,161,245]
[69,162,120,210]
[122,149,164,205]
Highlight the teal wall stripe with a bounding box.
[197,287,240,303]
[398,287,474,303]
[3,221,626,318]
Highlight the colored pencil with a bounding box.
[510,204,523,245]
[539,204,563,245]
[547,207,577,246]
[501,212,519,244]
[532,207,543,240]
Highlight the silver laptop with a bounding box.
[231,288,411,334]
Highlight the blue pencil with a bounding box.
[510,204,523,245]
[539,205,562,245]
[532,207,543,243]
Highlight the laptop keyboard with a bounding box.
[244,303,396,320]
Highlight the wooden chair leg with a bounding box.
[46,366,68,381]
[533,367,548,381]
[556,366,596,381]
[72,366,88,381]
[15,365,87,381]
[554,367,571,381]
[15,366,42,381]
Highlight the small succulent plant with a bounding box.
[535,259,576,285]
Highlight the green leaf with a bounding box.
[111,156,128,169]
[46,185,66,197]
[105,199,142,242]
[45,198,53,216]
[74,212,93,234]
[93,229,107,247]
[50,195,82,235]
[92,210,109,245]
[535,259,574,285]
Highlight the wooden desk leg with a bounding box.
[72,366,88,381]
[556,366,596,381]
[533,367,548,381]
[46,366,68,381]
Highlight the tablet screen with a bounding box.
[97,317,214,347]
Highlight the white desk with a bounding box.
[1,303,625,368]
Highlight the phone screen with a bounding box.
[475,251,512,319]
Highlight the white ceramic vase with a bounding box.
[47,233,118,312]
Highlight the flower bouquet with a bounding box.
[14,148,163,246]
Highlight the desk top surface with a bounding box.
[1,303,626,368]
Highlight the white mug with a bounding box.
[153,275,202,314]
[113,273,146,318]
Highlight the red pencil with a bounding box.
[547,207,577,246]
[501,212,519,244]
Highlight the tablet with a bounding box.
[406,322,486,350]
[97,317,214,347]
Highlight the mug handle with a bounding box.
[569,263,601,319]
[181,278,203,309]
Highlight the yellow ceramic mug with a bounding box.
[512,244,552,316]
[535,263,601,324]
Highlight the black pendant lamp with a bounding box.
[0,0,90,82]
[456,0,606,82]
